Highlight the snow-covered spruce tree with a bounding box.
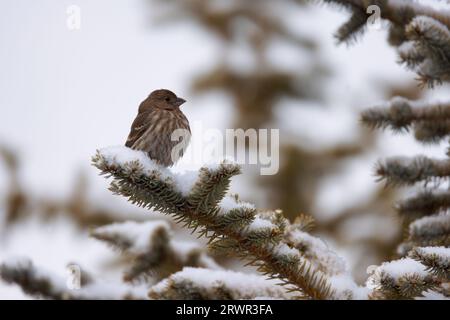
[323,0,450,299]
[91,147,364,300]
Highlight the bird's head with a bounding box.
[148,89,186,110]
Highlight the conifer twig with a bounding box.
[0,258,146,300]
[361,97,450,143]
[367,257,439,299]
[91,220,221,282]
[149,267,293,300]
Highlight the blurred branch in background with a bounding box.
[0,146,145,230]
[91,220,221,282]
[0,146,28,226]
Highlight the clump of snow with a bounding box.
[416,290,449,300]
[409,212,450,235]
[151,267,291,299]
[172,158,239,195]
[98,146,166,174]
[170,240,201,258]
[169,239,216,266]
[375,258,428,280]
[217,195,255,216]
[415,0,450,10]
[273,243,300,258]
[287,230,347,275]
[416,246,450,258]
[328,273,369,300]
[94,220,171,254]
[201,157,237,171]
[170,169,200,196]
[366,258,430,292]
[98,146,238,196]
[246,217,277,232]
[397,41,416,56]
[413,246,450,267]
[77,280,148,300]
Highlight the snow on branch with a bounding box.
[284,223,347,276]
[149,267,293,300]
[375,156,450,186]
[367,257,439,299]
[404,16,450,87]
[92,146,355,299]
[409,246,450,279]
[407,213,450,248]
[361,97,450,143]
[323,0,450,86]
[323,0,450,41]
[395,190,450,219]
[91,220,221,282]
[0,258,146,300]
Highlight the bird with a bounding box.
[125,89,191,167]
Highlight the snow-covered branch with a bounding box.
[407,213,450,248]
[396,190,450,219]
[375,156,450,186]
[361,97,450,143]
[149,267,293,300]
[367,258,438,299]
[0,258,146,300]
[92,146,356,299]
[323,0,450,86]
[409,246,450,279]
[91,220,221,282]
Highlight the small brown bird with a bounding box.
[125,89,191,167]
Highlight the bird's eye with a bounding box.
[165,97,170,102]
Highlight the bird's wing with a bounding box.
[125,111,153,148]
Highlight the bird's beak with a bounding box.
[175,97,186,107]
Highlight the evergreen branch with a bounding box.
[322,0,450,35]
[291,214,316,233]
[367,258,439,299]
[0,258,146,300]
[396,190,450,219]
[0,259,69,300]
[335,11,368,43]
[407,213,450,247]
[91,220,221,282]
[409,247,450,279]
[375,156,450,186]
[405,16,450,87]
[361,97,450,143]
[149,267,293,300]
[92,147,338,299]
[284,226,347,276]
[187,165,241,214]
